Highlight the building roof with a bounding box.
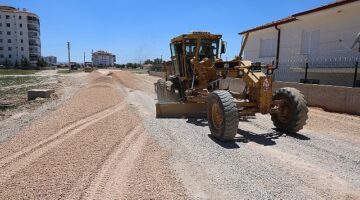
[92,50,114,56]
[239,0,359,35]
[0,5,39,17]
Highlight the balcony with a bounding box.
[27,24,40,32]
[29,47,40,54]
[29,41,41,47]
[27,16,40,25]
[28,31,40,39]
[29,54,40,61]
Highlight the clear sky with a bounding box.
[2,0,332,64]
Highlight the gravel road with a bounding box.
[0,70,359,199]
[113,70,360,200]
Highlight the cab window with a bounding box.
[199,39,219,61]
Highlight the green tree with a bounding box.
[36,58,49,68]
[126,63,134,69]
[14,60,19,69]
[20,57,30,69]
[4,58,12,69]
[144,59,153,64]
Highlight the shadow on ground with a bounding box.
[186,118,208,127]
[186,118,310,148]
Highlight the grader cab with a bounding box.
[155,31,308,141]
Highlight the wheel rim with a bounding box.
[211,104,223,130]
[278,99,293,123]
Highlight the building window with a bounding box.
[8,47,12,51]
[0,54,3,58]
[7,31,11,35]
[6,23,10,27]
[19,16,22,20]
[0,31,2,35]
[21,47,24,51]
[0,39,2,43]
[19,23,22,28]
[20,31,23,36]
[20,39,23,43]
[0,47,3,50]
[260,38,276,58]
[0,23,2,27]
[9,54,11,58]
[8,39,11,43]
[301,30,320,55]
[6,15,10,19]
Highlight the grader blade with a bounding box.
[156,102,207,118]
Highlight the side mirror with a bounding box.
[221,41,226,54]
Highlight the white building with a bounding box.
[0,5,41,66]
[240,0,360,86]
[92,50,116,67]
[44,56,57,65]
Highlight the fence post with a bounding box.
[353,61,359,87]
[304,62,309,83]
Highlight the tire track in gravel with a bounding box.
[79,126,146,200]
[0,102,126,183]
[247,142,360,199]
[239,118,360,199]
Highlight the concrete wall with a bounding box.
[148,71,165,78]
[273,81,360,115]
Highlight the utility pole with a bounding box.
[83,52,86,67]
[67,42,71,69]
[91,49,94,67]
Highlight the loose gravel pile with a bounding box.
[0,71,187,199]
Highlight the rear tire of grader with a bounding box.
[207,90,239,141]
[271,87,308,134]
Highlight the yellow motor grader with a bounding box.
[155,31,308,141]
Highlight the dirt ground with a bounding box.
[0,70,359,199]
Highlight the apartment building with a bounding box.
[44,55,57,65]
[92,50,116,67]
[0,5,41,66]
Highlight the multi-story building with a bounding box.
[92,50,116,67]
[44,55,57,65]
[0,5,41,66]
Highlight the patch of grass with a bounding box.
[0,75,52,108]
[57,69,72,74]
[0,69,37,75]
[0,76,36,87]
[57,69,84,74]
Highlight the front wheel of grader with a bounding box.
[207,90,239,141]
[271,87,308,133]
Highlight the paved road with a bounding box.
[0,70,359,199]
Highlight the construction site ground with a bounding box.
[0,69,359,199]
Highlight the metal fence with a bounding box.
[272,56,360,87]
